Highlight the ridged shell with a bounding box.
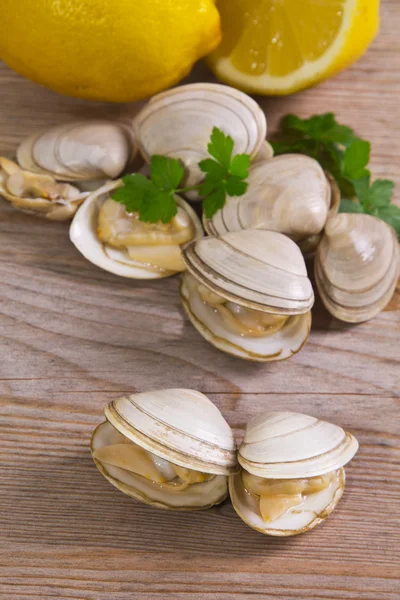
[0,156,88,221]
[238,411,359,479]
[133,83,266,197]
[180,272,311,362]
[182,229,314,314]
[104,389,238,475]
[315,213,399,323]
[91,421,230,511]
[17,120,137,182]
[69,180,203,279]
[204,155,338,254]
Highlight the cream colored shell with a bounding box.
[230,410,358,536]
[69,180,203,279]
[91,389,238,510]
[133,83,267,198]
[182,229,314,314]
[204,154,339,253]
[0,156,88,220]
[104,389,238,475]
[92,421,230,511]
[238,411,359,479]
[180,272,311,362]
[315,213,400,323]
[17,120,137,182]
[229,468,346,536]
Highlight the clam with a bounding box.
[69,180,203,279]
[0,157,88,220]
[180,229,314,361]
[252,140,274,165]
[230,411,359,536]
[204,154,340,253]
[315,213,400,323]
[133,83,267,199]
[17,120,137,182]
[91,389,238,510]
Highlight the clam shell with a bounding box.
[238,411,359,479]
[0,156,88,221]
[91,421,229,510]
[204,155,336,254]
[134,83,266,197]
[180,272,311,362]
[182,229,314,314]
[69,180,203,279]
[315,213,400,323]
[229,467,345,536]
[104,389,238,475]
[17,120,137,182]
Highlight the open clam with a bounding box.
[180,229,314,361]
[69,180,203,279]
[230,411,359,536]
[315,213,400,323]
[134,83,267,199]
[17,120,137,183]
[91,389,238,510]
[0,157,88,220]
[204,154,339,253]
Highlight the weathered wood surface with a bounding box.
[0,1,399,598]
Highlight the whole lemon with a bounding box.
[0,0,221,102]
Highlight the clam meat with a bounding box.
[230,411,359,535]
[91,389,238,510]
[0,156,88,220]
[70,180,203,279]
[180,229,314,361]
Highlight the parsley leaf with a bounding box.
[203,185,226,218]
[112,159,181,224]
[342,139,370,180]
[372,204,400,235]
[367,179,395,208]
[272,112,399,237]
[339,199,364,214]
[207,126,234,168]
[198,129,250,217]
[150,155,184,191]
[111,127,251,223]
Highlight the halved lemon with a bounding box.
[207,0,379,95]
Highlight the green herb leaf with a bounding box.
[150,155,184,191]
[198,158,227,181]
[272,112,398,236]
[111,160,180,224]
[199,128,251,217]
[230,154,251,179]
[282,113,354,145]
[207,126,234,168]
[342,139,370,180]
[139,190,177,224]
[203,185,227,218]
[367,179,395,208]
[225,175,248,196]
[372,204,400,235]
[112,173,156,213]
[339,199,364,214]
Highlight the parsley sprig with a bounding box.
[112,127,250,223]
[271,113,400,237]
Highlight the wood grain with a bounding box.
[0,1,399,598]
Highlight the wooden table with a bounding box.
[0,2,399,598]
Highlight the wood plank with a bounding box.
[0,0,399,598]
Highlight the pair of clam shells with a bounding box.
[91,389,358,536]
[0,119,137,220]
